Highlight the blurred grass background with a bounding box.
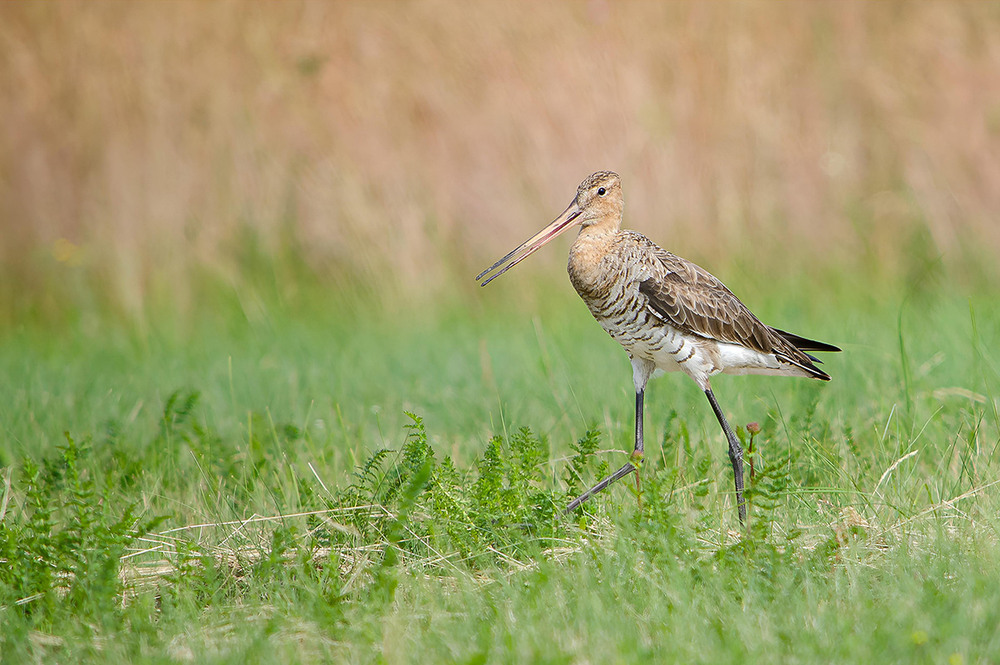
[2,1,1000,328]
[5,4,1000,661]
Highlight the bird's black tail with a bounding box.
[773,328,842,356]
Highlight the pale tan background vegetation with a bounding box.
[2,1,999,320]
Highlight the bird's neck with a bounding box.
[567,217,621,298]
[580,215,621,238]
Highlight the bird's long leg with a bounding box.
[565,389,645,514]
[704,388,747,525]
[564,462,635,513]
[632,388,644,505]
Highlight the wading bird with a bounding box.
[476,171,840,523]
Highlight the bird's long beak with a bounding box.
[476,201,583,287]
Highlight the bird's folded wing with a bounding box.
[634,237,783,355]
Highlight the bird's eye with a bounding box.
[597,187,607,196]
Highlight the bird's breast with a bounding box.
[568,235,658,348]
[567,234,614,299]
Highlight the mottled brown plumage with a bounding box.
[477,171,840,523]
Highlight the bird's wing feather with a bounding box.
[626,232,830,378]
[632,236,777,353]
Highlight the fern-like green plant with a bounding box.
[564,428,602,497]
[0,432,163,627]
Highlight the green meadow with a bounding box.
[2,256,999,663]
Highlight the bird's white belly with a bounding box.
[600,313,807,389]
[601,316,720,388]
[717,342,811,378]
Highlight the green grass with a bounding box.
[1,264,999,664]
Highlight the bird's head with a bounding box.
[476,171,623,286]
[572,170,623,227]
